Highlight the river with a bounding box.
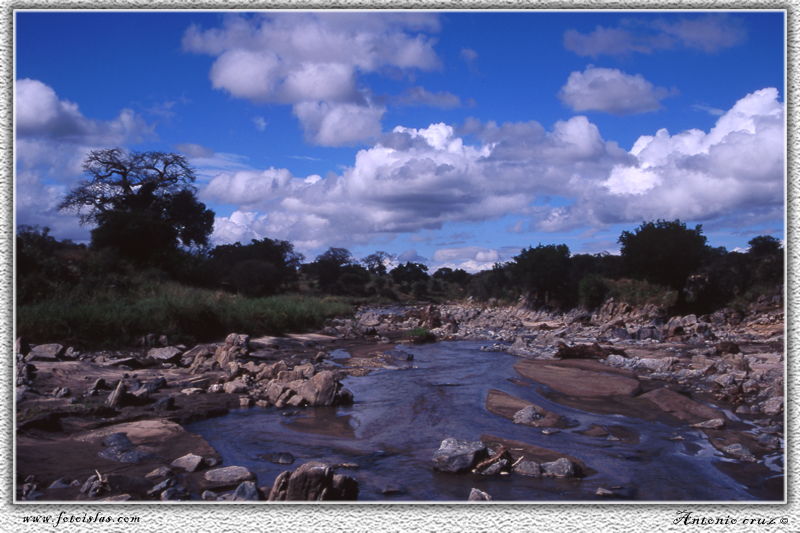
[186,340,783,501]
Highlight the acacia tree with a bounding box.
[58,148,214,264]
[362,251,390,276]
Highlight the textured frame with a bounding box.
[2,2,796,532]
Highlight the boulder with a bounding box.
[432,438,489,474]
[267,462,358,501]
[26,344,64,361]
[298,371,337,406]
[105,381,127,408]
[513,460,542,477]
[468,488,493,501]
[513,405,543,425]
[171,453,204,472]
[763,396,783,416]
[723,444,756,461]
[232,481,260,501]
[147,347,183,363]
[204,466,256,485]
[540,457,581,478]
[223,380,249,394]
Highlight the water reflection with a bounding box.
[187,341,780,501]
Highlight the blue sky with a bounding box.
[15,10,786,272]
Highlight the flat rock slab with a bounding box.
[514,360,641,398]
[639,388,723,425]
[480,434,596,478]
[147,347,183,362]
[703,429,774,458]
[204,466,256,485]
[485,389,565,428]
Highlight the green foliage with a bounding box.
[390,262,430,285]
[605,278,677,308]
[578,274,609,310]
[412,280,429,299]
[510,244,571,306]
[467,263,512,302]
[362,251,390,276]
[17,278,354,347]
[59,149,214,267]
[433,267,471,286]
[618,220,707,291]
[210,238,303,294]
[407,327,436,344]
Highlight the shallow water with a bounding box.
[186,341,782,502]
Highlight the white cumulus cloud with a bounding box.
[14,79,155,241]
[200,88,783,258]
[183,12,443,146]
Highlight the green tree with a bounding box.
[390,262,430,286]
[209,238,304,294]
[362,251,390,276]
[58,148,214,265]
[510,243,571,306]
[618,219,707,307]
[747,235,783,288]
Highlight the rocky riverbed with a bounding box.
[15,295,785,501]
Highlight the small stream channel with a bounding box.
[186,341,782,501]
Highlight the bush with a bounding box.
[407,327,436,344]
[578,274,608,310]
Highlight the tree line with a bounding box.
[16,149,784,315]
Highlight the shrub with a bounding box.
[578,274,608,310]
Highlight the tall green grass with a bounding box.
[604,278,677,309]
[16,280,354,347]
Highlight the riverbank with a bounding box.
[15,297,785,501]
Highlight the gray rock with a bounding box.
[232,481,260,501]
[106,381,127,408]
[224,380,249,394]
[763,396,783,416]
[170,453,204,473]
[757,433,781,449]
[26,344,64,361]
[148,346,183,363]
[513,460,542,477]
[480,459,509,475]
[723,444,756,461]
[103,433,134,449]
[468,488,493,501]
[147,478,176,496]
[513,405,543,425]
[690,419,726,430]
[145,466,173,479]
[432,438,489,474]
[154,396,175,412]
[267,462,358,501]
[204,466,256,485]
[98,447,156,464]
[298,371,337,406]
[160,486,188,501]
[266,452,295,465]
[47,477,74,490]
[541,457,581,478]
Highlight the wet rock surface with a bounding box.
[16,295,784,501]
